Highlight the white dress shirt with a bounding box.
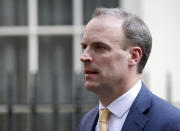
[95,80,142,131]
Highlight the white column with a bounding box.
[27,0,38,130]
[121,0,142,16]
[28,0,38,74]
[73,0,83,74]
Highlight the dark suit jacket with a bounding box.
[77,83,180,131]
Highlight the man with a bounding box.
[78,8,180,131]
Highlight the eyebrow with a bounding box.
[81,40,109,46]
[81,42,86,46]
[82,41,111,51]
[91,41,111,49]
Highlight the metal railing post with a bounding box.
[7,72,13,131]
[52,73,59,131]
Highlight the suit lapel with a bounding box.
[122,83,151,131]
[89,107,99,131]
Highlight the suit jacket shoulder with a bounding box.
[77,83,180,131]
[144,87,180,130]
[122,83,180,131]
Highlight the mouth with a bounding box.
[85,69,98,74]
[84,69,99,78]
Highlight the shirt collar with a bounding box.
[99,80,142,118]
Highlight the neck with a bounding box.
[97,75,141,107]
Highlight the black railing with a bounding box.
[2,71,180,131]
[52,73,59,131]
[30,73,38,131]
[7,72,13,131]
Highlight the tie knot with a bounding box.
[99,109,111,123]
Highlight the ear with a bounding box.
[128,46,142,66]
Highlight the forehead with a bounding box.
[82,16,125,45]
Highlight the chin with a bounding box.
[85,82,99,92]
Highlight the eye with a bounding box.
[81,44,87,50]
[94,44,105,51]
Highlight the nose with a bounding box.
[80,49,93,63]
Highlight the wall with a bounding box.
[122,0,180,106]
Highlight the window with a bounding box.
[0,0,120,130]
[83,0,119,24]
[0,0,27,26]
[0,37,28,104]
[38,36,72,104]
[38,0,72,25]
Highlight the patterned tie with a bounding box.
[99,109,111,131]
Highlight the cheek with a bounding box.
[98,55,121,74]
[95,51,128,73]
[108,53,128,73]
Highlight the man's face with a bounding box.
[80,16,130,93]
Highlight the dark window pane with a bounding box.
[83,0,119,24]
[37,113,53,131]
[73,74,98,104]
[14,114,28,131]
[0,114,6,131]
[79,87,98,104]
[38,36,72,104]
[0,37,28,104]
[38,0,72,25]
[37,112,72,131]
[59,112,72,131]
[0,113,28,131]
[0,0,27,26]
